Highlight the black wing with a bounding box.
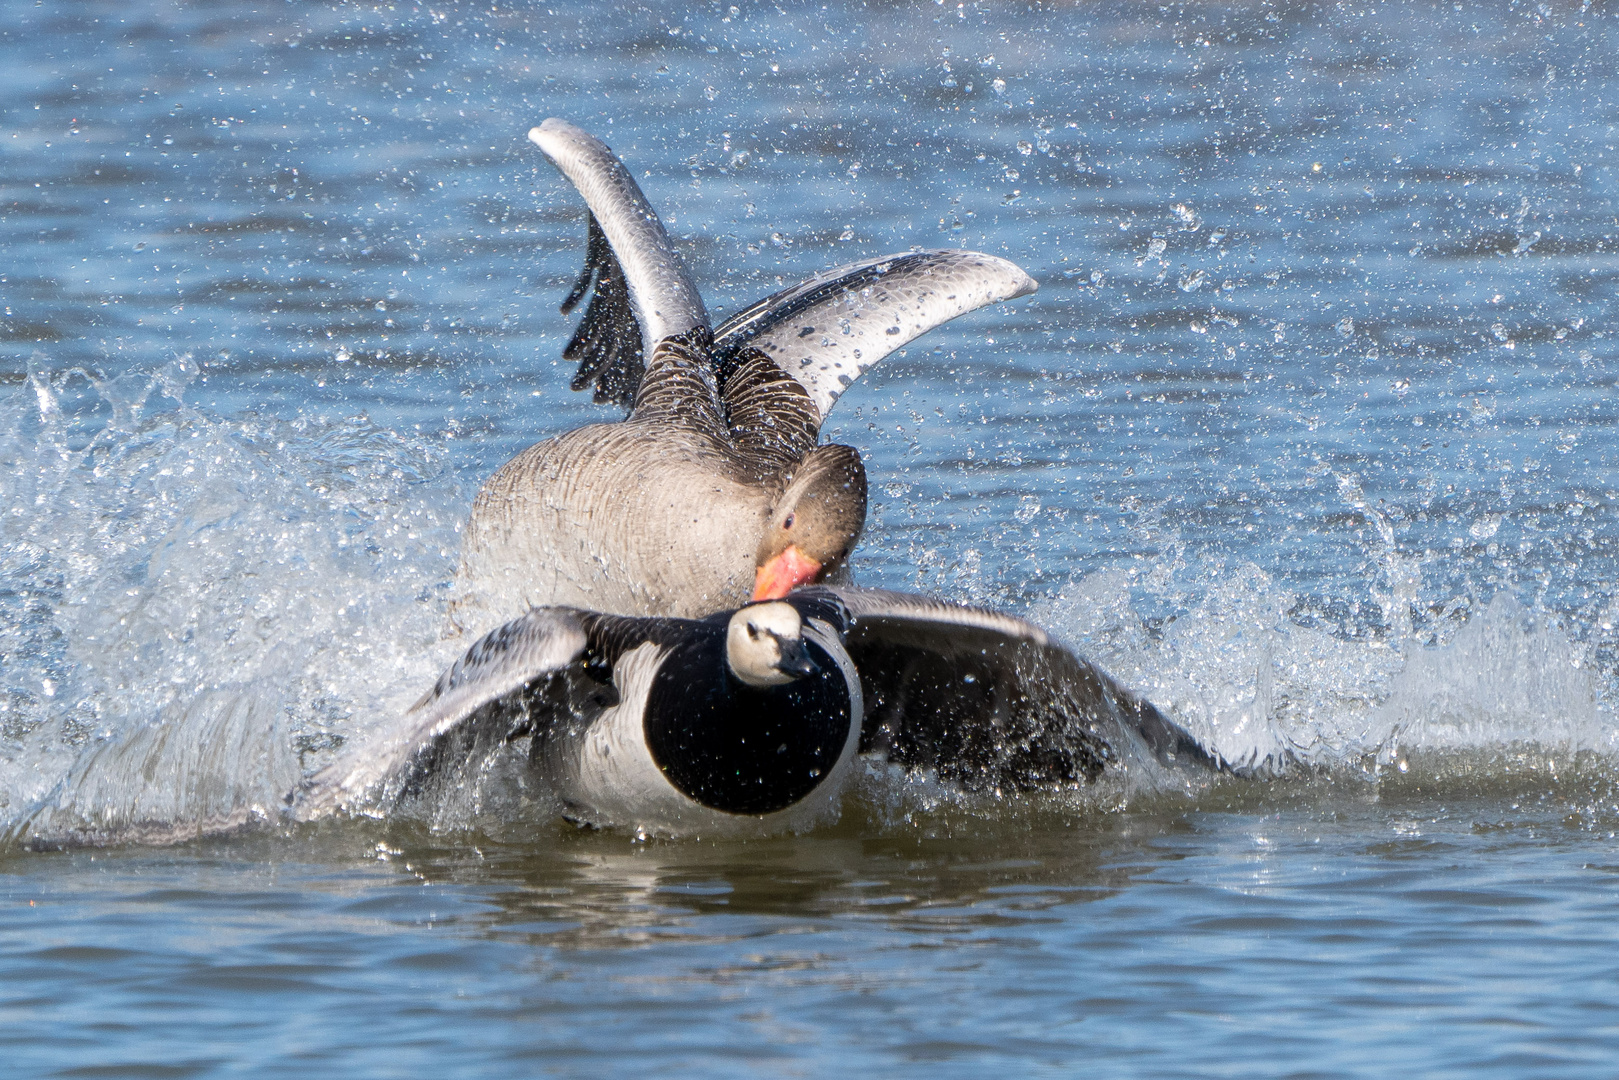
[804,586,1221,792]
[295,608,609,816]
[561,213,644,407]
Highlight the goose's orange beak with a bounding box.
[752,545,824,601]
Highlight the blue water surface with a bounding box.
[3,0,1619,1075]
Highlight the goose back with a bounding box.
[298,594,863,836]
[293,589,1219,837]
[456,121,1041,633]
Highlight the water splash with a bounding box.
[1041,563,1611,785]
[2,356,1614,846]
[0,359,467,847]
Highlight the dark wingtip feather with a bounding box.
[560,215,610,316]
[1120,691,1228,775]
[558,212,645,410]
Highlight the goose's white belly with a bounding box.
[534,621,862,837]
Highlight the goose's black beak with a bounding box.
[773,634,820,680]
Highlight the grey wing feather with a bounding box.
[712,250,1037,420]
[825,585,1052,647]
[530,119,710,406]
[293,608,591,818]
[809,586,1221,788]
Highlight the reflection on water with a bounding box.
[8,800,1619,1075]
[447,824,1133,944]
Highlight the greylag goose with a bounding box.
[294,588,1221,837]
[451,119,1039,633]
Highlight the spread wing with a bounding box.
[712,250,1038,421]
[530,118,711,407]
[557,212,644,406]
[804,586,1221,791]
[293,608,596,818]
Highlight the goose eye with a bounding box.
[746,623,760,640]
[783,513,795,530]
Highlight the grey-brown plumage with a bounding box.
[455,330,866,630]
[452,119,1037,635]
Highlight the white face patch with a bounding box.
[726,602,805,688]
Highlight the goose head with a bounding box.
[726,602,821,688]
[752,444,867,601]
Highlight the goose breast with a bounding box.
[456,417,773,624]
[292,590,1225,838]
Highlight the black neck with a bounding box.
[643,632,851,816]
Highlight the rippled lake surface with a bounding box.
[3,0,1619,1074]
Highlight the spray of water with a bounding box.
[1,358,466,846]
[1,360,1611,846]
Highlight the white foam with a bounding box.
[1041,565,1614,782]
[1377,593,1608,760]
[4,358,1614,845]
[0,359,467,846]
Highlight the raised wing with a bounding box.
[712,250,1038,420]
[293,608,592,818]
[558,212,644,406]
[530,119,710,407]
[807,586,1221,790]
